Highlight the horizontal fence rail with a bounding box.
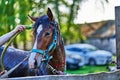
[1,69,120,80]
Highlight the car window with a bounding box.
[66,47,97,53]
[67,47,82,52]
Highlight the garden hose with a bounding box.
[26,24,32,30]
[0,25,32,71]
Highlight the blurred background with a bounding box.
[0,0,119,74]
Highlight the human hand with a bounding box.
[14,25,26,32]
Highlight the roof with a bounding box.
[81,20,115,38]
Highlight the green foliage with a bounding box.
[0,0,34,49]
[0,0,108,49]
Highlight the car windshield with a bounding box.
[65,44,97,52]
[66,47,96,52]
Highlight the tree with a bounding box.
[0,0,109,49]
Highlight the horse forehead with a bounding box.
[35,15,50,34]
[41,15,48,20]
[39,15,50,25]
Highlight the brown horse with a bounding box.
[28,8,66,75]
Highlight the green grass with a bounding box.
[66,65,108,74]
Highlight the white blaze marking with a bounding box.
[37,25,43,35]
[29,24,43,63]
[33,24,43,49]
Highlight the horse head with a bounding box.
[28,8,65,75]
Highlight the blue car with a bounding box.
[66,50,85,70]
[65,44,113,66]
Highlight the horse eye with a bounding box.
[45,32,50,36]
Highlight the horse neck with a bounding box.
[49,34,65,71]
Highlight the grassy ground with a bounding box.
[66,65,108,74]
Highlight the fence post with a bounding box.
[115,6,120,69]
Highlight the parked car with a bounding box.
[66,52,85,70]
[65,43,113,66]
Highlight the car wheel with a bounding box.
[89,58,96,66]
[67,64,79,70]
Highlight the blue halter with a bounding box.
[31,21,58,62]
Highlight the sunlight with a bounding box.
[74,0,120,24]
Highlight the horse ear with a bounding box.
[28,15,38,21]
[47,8,54,21]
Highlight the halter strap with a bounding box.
[31,49,52,62]
[31,49,44,55]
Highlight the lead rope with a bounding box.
[47,64,57,74]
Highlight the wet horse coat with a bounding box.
[0,46,29,77]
